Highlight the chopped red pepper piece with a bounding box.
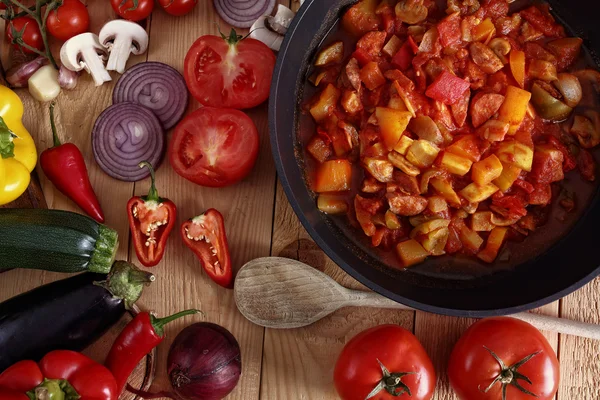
[127,162,177,267]
[520,5,564,38]
[391,36,418,71]
[181,209,233,288]
[425,70,471,105]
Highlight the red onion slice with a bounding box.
[214,0,275,28]
[113,62,188,130]
[92,102,165,182]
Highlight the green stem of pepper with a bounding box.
[139,161,161,203]
[150,309,201,337]
[49,102,62,147]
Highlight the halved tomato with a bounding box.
[169,107,260,187]
[184,31,276,109]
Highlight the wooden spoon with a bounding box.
[234,257,600,340]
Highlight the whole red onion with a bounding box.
[167,322,242,400]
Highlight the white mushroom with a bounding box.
[60,33,111,86]
[250,5,295,51]
[268,4,295,35]
[99,20,148,74]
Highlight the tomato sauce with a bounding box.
[299,0,600,277]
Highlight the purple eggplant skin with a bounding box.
[0,261,153,372]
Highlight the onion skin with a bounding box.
[6,57,47,87]
[168,322,242,400]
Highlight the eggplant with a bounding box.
[0,261,154,371]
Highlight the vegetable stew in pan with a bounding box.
[301,0,600,271]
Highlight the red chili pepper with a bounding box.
[127,162,177,267]
[0,350,118,400]
[181,209,233,288]
[40,103,104,222]
[425,70,471,105]
[105,309,199,394]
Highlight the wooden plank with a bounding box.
[557,278,600,400]
[414,302,560,399]
[261,183,415,400]
[137,3,277,399]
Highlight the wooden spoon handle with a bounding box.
[349,291,600,340]
[345,290,414,311]
[511,312,600,340]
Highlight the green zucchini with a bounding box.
[0,209,119,274]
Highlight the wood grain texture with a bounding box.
[2,0,600,398]
[138,2,278,398]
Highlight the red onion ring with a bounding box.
[92,102,164,182]
[113,62,188,130]
[213,0,275,28]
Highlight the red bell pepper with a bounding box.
[0,351,118,400]
[127,162,177,267]
[425,70,471,105]
[181,209,233,288]
[391,36,418,71]
[106,309,199,394]
[40,103,104,222]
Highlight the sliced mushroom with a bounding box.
[99,20,149,74]
[60,33,111,86]
[488,38,511,64]
[395,0,428,24]
[530,81,572,121]
[571,111,600,149]
[553,73,582,108]
[268,4,295,35]
[250,5,295,51]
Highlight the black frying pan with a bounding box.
[269,0,600,317]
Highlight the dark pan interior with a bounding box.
[269,0,600,316]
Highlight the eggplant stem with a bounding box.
[126,383,178,399]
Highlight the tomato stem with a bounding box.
[480,346,541,400]
[363,359,415,400]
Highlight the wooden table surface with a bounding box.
[1,0,600,399]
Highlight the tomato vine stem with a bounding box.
[480,346,541,400]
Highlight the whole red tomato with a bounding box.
[158,0,197,16]
[448,317,559,400]
[334,325,436,400]
[6,17,44,54]
[46,0,90,41]
[169,106,259,187]
[110,0,153,21]
[184,31,276,109]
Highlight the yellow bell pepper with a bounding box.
[0,85,37,205]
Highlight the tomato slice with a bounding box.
[169,107,259,187]
[184,32,276,109]
[181,209,232,288]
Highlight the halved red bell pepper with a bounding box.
[181,209,232,288]
[425,70,471,105]
[0,351,118,400]
[127,162,177,267]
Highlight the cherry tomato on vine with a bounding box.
[158,0,197,16]
[6,17,44,54]
[110,0,154,21]
[46,0,90,41]
[0,3,7,10]
[448,317,559,400]
[334,325,436,400]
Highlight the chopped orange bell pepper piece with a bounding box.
[497,85,532,135]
